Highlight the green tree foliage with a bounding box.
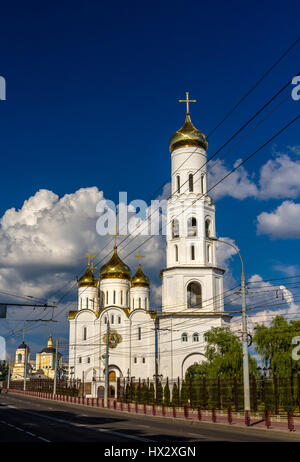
[180,380,189,405]
[186,327,257,379]
[156,381,163,405]
[164,381,170,405]
[172,383,179,406]
[149,382,155,404]
[141,382,148,404]
[0,362,8,381]
[253,316,300,377]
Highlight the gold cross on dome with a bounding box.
[84,250,95,268]
[179,91,196,114]
[109,222,124,252]
[135,250,145,269]
[90,262,97,272]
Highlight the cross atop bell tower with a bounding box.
[179,91,196,114]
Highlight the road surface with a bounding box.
[0,392,299,443]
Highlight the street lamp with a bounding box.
[211,237,251,412]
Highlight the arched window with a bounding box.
[189,173,194,192]
[205,219,211,238]
[18,353,22,362]
[187,282,202,308]
[118,316,121,324]
[126,290,129,306]
[120,291,123,305]
[111,314,114,324]
[201,175,205,194]
[106,291,108,304]
[80,298,82,309]
[172,219,179,238]
[193,332,199,342]
[176,175,180,193]
[175,244,178,262]
[104,316,107,324]
[113,290,116,304]
[187,217,197,236]
[138,327,142,340]
[182,332,188,342]
[132,299,135,309]
[83,327,87,341]
[191,245,195,260]
[86,297,88,309]
[87,357,90,363]
[138,298,141,309]
[145,298,147,309]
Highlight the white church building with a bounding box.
[68,94,231,398]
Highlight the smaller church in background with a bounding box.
[11,331,63,381]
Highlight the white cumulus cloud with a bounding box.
[257,201,300,239]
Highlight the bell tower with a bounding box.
[161,93,225,313]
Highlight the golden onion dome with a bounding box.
[169,112,208,153]
[78,267,99,288]
[100,248,131,281]
[131,267,150,288]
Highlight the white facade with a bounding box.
[68,108,231,397]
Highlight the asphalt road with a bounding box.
[0,392,299,443]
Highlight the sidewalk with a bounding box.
[3,388,299,436]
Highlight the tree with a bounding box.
[149,382,155,404]
[187,327,257,379]
[164,380,170,405]
[253,316,300,377]
[180,380,189,405]
[0,361,8,381]
[156,381,163,405]
[172,383,179,406]
[141,382,148,404]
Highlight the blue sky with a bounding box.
[0,0,299,357]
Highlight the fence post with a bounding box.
[143,403,146,414]
[274,374,279,415]
[265,410,271,429]
[177,377,180,407]
[212,407,216,423]
[102,398,104,407]
[120,401,123,411]
[288,411,295,432]
[184,405,189,419]
[197,407,202,421]
[162,403,166,417]
[113,400,117,410]
[245,410,250,427]
[128,402,131,413]
[152,403,156,416]
[173,405,176,418]
[135,402,138,413]
[228,407,233,424]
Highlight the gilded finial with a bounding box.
[84,250,95,268]
[109,222,123,254]
[179,91,196,115]
[135,250,145,269]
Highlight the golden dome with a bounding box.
[169,112,208,153]
[78,267,99,288]
[131,267,150,288]
[100,248,131,281]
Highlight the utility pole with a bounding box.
[212,237,250,412]
[241,271,250,411]
[7,362,11,389]
[53,339,58,396]
[23,348,28,392]
[154,317,159,401]
[104,321,110,407]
